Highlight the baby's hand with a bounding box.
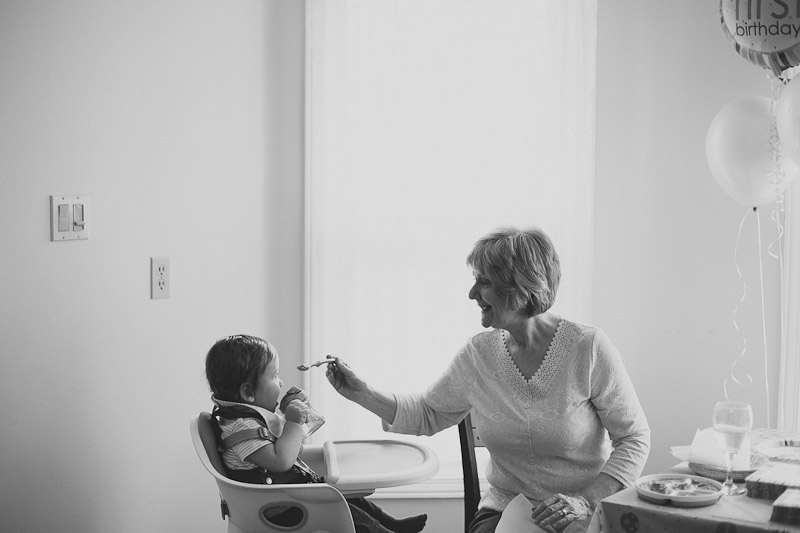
[279,386,308,413]
[283,399,309,424]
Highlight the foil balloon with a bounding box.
[706,96,797,207]
[720,0,800,76]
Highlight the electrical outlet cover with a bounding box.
[150,256,170,299]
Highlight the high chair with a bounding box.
[190,412,356,533]
[458,412,484,533]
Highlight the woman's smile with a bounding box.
[470,272,509,328]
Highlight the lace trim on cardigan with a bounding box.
[495,319,574,400]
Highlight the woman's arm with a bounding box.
[590,330,651,487]
[326,338,483,435]
[326,357,398,423]
[575,472,623,509]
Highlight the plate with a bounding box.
[756,439,800,465]
[635,474,724,508]
[688,452,769,482]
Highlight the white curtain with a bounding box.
[304,0,598,484]
[779,184,800,433]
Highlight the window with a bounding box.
[304,0,598,489]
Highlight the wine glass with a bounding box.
[712,401,753,495]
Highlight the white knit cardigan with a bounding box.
[386,320,651,512]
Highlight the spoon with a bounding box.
[297,358,336,371]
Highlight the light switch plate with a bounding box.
[50,195,89,241]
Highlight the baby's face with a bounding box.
[251,354,283,412]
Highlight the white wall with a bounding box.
[0,1,305,532]
[595,1,783,475]
[0,1,788,532]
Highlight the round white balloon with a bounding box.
[706,96,796,208]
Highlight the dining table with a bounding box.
[587,428,800,533]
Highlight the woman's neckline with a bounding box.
[500,317,564,383]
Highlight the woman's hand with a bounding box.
[531,493,592,532]
[325,356,369,403]
[325,356,398,424]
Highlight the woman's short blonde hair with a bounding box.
[466,226,561,316]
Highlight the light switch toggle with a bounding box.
[73,204,85,231]
[58,204,70,232]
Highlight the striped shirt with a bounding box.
[212,397,285,471]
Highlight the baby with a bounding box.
[205,334,427,533]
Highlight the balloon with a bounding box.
[706,96,797,207]
[720,0,800,76]
[777,76,800,166]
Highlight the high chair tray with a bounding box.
[323,439,439,493]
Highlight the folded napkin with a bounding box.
[772,488,800,523]
[746,462,800,500]
[671,428,750,469]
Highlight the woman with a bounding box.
[326,227,650,533]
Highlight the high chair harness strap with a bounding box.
[220,426,270,451]
[211,405,274,451]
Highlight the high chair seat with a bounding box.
[190,412,356,533]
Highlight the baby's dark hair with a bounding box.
[205,334,276,402]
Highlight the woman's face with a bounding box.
[469,271,517,329]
